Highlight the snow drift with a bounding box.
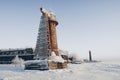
[49,52,65,63]
[0,61,120,80]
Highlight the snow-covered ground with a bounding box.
[0,61,120,80]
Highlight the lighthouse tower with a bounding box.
[48,11,59,56]
[35,8,59,59]
[25,8,68,70]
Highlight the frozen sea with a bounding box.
[0,61,120,80]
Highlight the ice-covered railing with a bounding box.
[0,48,33,51]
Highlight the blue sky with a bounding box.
[0,0,120,60]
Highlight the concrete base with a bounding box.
[25,60,68,70]
[25,60,49,70]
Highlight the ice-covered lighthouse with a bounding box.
[25,8,67,70]
[35,8,59,59]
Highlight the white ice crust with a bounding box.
[49,52,65,63]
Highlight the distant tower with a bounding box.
[35,8,59,59]
[89,50,92,61]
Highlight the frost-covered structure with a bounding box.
[49,52,67,69]
[0,48,34,64]
[25,60,48,70]
[35,11,49,59]
[25,8,67,70]
[35,8,59,60]
[25,51,67,70]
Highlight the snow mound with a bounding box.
[12,55,25,67]
[49,52,65,63]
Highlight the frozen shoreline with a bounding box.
[0,61,120,80]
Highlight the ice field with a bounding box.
[0,60,120,80]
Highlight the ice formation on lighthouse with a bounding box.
[49,52,65,63]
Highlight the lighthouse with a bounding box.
[25,8,67,70]
[35,8,59,59]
